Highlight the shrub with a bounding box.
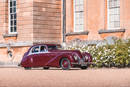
[64,39,130,68]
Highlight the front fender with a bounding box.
[61,54,74,62]
[46,53,75,67]
[58,54,75,67]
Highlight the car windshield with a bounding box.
[32,46,39,53]
[48,45,62,50]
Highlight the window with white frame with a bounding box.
[73,0,84,32]
[9,0,17,33]
[107,0,120,29]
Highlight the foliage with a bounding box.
[64,39,130,68]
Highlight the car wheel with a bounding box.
[43,67,50,70]
[81,66,88,69]
[60,58,71,70]
[24,67,31,70]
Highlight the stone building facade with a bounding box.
[0,0,62,64]
[65,0,130,41]
[0,0,130,64]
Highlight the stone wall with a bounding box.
[0,0,8,42]
[0,0,62,64]
[33,0,62,44]
[0,0,34,64]
[0,46,30,65]
[17,0,33,42]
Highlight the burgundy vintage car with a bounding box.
[20,44,92,70]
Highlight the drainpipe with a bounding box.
[62,0,66,43]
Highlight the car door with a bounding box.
[38,45,50,66]
[45,52,57,66]
[30,46,40,67]
[45,46,60,66]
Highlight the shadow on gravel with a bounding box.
[23,68,82,71]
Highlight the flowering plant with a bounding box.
[64,39,130,68]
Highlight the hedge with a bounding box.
[64,39,130,68]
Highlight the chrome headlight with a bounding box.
[73,54,79,61]
[85,56,89,60]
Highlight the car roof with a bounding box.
[28,44,61,51]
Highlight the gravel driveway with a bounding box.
[0,68,130,87]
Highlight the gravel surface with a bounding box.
[0,68,130,87]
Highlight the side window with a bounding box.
[9,0,17,33]
[31,46,39,53]
[40,46,47,52]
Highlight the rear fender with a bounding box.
[21,56,32,67]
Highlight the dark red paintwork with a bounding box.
[20,44,92,69]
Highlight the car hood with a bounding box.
[49,49,80,53]
[49,49,82,57]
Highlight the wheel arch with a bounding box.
[59,55,74,67]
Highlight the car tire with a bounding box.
[24,67,31,70]
[43,67,50,70]
[60,58,71,70]
[81,66,88,69]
